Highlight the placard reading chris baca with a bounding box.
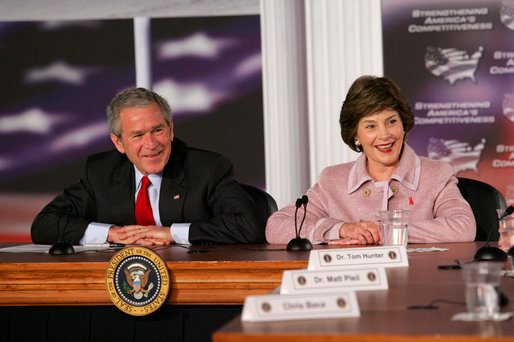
[106,246,170,316]
[242,292,360,322]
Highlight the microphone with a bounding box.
[287,195,313,251]
[299,195,308,234]
[49,206,75,255]
[474,205,513,261]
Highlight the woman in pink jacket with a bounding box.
[266,75,476,245]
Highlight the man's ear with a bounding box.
[110,133,125,154]
[169,120,174,141]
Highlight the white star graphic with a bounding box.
[158,32,235,59]
[24,61,91,85]
[234,53,262,77]
[0,108,63,134]
[50,121,109,151]
[154,79,223,113]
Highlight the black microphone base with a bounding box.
[49,242,75,255]
[287,238,313,251]
[474,246,507,261]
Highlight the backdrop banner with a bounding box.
[0,16,264,241]
[382,0,514,206]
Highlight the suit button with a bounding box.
[391,186,398,194]
[363,189,370,197]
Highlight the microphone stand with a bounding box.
[287,195,313,251]
[49,206,75,255]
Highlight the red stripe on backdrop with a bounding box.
[0,234,32,242]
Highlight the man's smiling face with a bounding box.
[111,102,173,175]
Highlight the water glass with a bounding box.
[499,215,514,252]
[461,262,503,319]
[379,210,410,246]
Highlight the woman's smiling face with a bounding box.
[355,109,405,174]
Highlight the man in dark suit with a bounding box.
[31,87,265,246]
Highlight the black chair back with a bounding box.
[457,177,506,242]
[240,184,278,223]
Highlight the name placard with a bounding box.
[308,246,408,270]
[280,266,388,295]
[241,292,360,322]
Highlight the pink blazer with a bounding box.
[266,144,476,244]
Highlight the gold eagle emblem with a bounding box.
[123,263,153,299]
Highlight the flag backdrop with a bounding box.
[0,16,264,241]
[382,0,514,208]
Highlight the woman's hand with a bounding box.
[328,221,382,245]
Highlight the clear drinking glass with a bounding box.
[461,262,503,319]
[499,214,514,252]
[379,210,410,246]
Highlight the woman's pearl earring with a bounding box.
[355,138,361,146]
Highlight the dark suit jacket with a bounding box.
[31,139,265,244]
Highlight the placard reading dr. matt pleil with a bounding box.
[280,266,388,294]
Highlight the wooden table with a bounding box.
[1,242,512,341]
[213,243,514,342]
[0,243,310,341]
[0,243,307,306]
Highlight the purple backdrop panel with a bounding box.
[0,16,264,242]
[382,0,514,206]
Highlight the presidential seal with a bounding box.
[106,246,170,316]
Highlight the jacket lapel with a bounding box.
[391,144,420,191]
[109,157,137,225]
[159,149,187,226]
[347,153,372,194]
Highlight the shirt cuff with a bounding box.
[79,222,112,244]
[324,222,344,241]
[171,223,191,244]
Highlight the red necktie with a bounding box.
[135,176,156,226]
